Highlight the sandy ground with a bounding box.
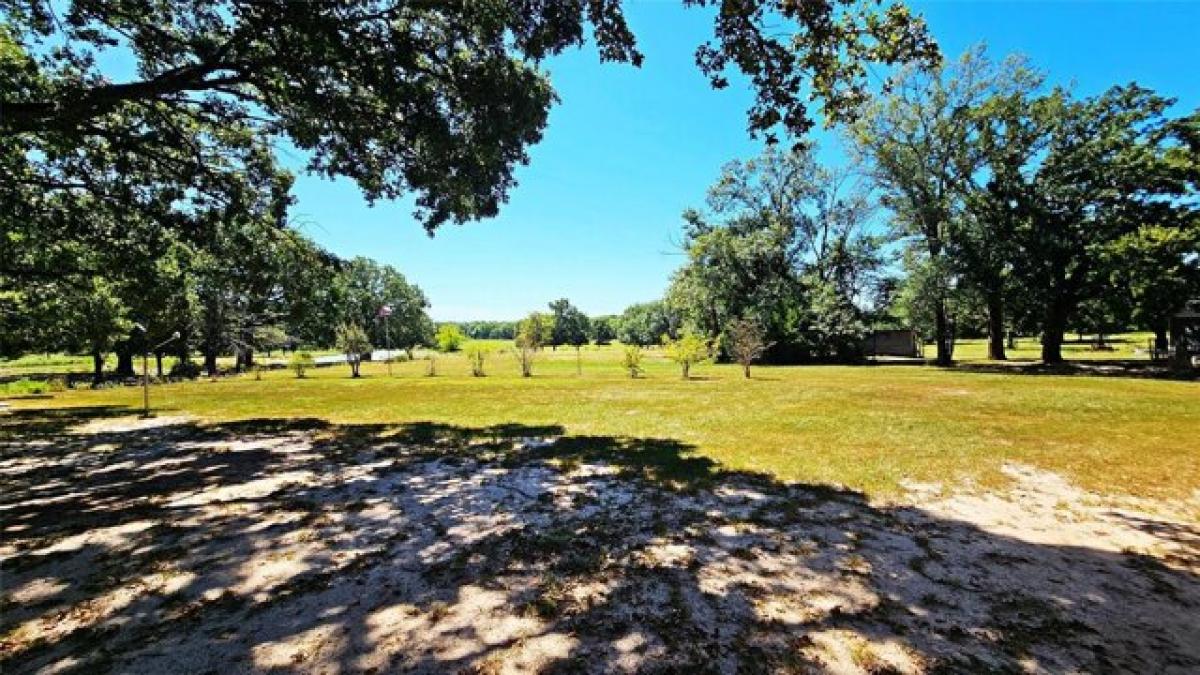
[1,409,1197,674]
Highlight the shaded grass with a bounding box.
[6,339,1197,499]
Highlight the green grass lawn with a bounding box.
[7,338,1197,500]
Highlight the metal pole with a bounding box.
[142,351,150,417]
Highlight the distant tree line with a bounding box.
[450,299,672,351]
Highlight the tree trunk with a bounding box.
[682,362,690,379]
[934,300,953,366]
[742,363,750,378]
[1041,308,1067,364]
[1171,318,1191,371]
[204,350,219,376]
[1007,332,1016,350]
[986,290,1007,361]
[1153,324,1169,353]
[155,352,164,378]
[115,345,136,378]
[243,348,254,370]
[92,351,105,386]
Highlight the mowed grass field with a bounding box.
[6,336,1197,499]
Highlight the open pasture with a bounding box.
[5,339,1196,499]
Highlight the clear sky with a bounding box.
[285,1,1200,321]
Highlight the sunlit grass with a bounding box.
[9,336,1197,500]
[940,332,1156,362]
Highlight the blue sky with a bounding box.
[287,1,1200,321]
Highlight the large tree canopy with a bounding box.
[1,0,937,236]
[667,143,885,362]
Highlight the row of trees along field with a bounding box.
[2,214,434,384]
[454,302,665,349]
[640,47,1199,365]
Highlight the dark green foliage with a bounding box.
[549,298,590,348]
[855,46,1199,364]
[339,257,434,354]
[1014,87,1199,362]
[590,317,618,345]
[458,321,518,340]
[168,359,203,380]
[2,0,937,236]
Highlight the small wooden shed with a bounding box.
[865,329,924,359]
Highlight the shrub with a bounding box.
[435,324,466,352]
[290,351,315,378]
[663,332,710,379]
[168,359,202,379]
[0,378,50,396]
[467,345,487,377]
[0,376,67,395]
[620,345,644,378]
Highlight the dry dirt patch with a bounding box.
[1,412,1197,674]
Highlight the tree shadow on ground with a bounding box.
[936,359,1192,380]
[1,406,1197,674]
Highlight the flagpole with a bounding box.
[379,304,394,377]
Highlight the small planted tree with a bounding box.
[435,324,466,352]
[621,345,644,379]
[467,344,487,377]
[725,318,772,378]
[663,332,710,379]
[335,322,371,378]
[514,312,548,378]
[290,351,315,378]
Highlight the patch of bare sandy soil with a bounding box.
[1,407,1197,674]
